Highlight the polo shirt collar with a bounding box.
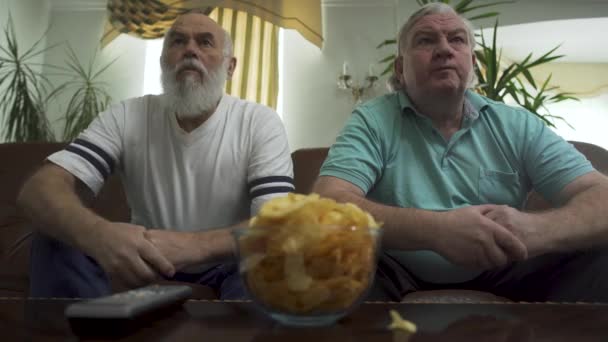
[398,89,488,122]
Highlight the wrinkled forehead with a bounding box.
[410,13,467,35]
[170,13,224,39]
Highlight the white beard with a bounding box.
[160,58,228,120]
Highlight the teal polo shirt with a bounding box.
[320,90,594,283]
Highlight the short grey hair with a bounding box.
[389,2,477,91]
[160,15,234,65]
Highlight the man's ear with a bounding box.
[227,57,237,78]
[394,55,404,84]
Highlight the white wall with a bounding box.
[548,93,608,148]
[43,7,147,140]
[0,0,50,72]
[281,1,396,151]
[0,0,51,142]
[437,0,608,29]
[528,63,608,149]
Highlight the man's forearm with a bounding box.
[317,189,441,251]
[189,220,249,264]
[17,166,107,253]
[534,183,608,253]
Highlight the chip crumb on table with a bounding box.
[388,309,417,333]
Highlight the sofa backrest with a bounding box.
[291,147,329,194]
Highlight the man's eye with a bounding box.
[172,38,185,45]
[451,36,466,44]
[200,39,213,47]
[417,38,432,45]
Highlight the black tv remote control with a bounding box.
[65,284,192,336]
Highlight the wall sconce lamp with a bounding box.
[337,62,378,104]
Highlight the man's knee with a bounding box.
[547,248,608,302]
[215,263,245,300]
[571,248,608,281]
[29,232,110,298]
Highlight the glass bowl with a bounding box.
[233,224,382,327]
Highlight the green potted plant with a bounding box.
[0,15,56,142]
[474,21,577,127]
[0,15,116,143]
[57,47,116,141]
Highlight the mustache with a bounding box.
[174,58,208,75]
[433,64,457,71]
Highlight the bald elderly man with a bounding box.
[18,11,293,299]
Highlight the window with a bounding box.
[142,38,164,96]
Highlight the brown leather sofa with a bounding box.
[2,141,608,301]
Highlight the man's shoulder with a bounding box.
[471,92,540,124]
[358,92,402,115]
[222,95,281,127]
[349,92,403,130]
[223,94,275,114]
[104,94,163,118]
[470,92,548,147]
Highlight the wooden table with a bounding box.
[1,297,607,341]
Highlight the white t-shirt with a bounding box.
[48,94,294,232]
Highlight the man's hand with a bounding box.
[484,205,545,257]
[433,205,528,269]
[143,229,200,271]
[85,222,175,288]
[145,226,242,271]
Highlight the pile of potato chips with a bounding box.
[238,193,381,314]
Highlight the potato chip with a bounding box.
[285,253,313,291]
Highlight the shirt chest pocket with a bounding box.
[478,168,525,207]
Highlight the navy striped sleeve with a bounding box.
[248,176,294,199]
[73,138,115,173]
[65,139,116,180]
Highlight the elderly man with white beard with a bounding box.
[18,11,294,299]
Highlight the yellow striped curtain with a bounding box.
[210,8,279,108]
[101,1,210,46]
[101,1,322,48]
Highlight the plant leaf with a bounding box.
[378,54,396,64]
[376,39,397,49]
[467,12,500,21]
